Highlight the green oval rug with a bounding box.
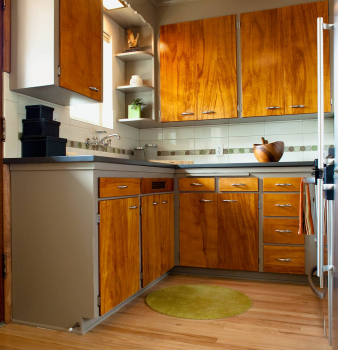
[145,284,252,320]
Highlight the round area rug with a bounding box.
[145,284,252,320]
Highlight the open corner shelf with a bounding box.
[118,118,158,129]
[116,85,154,94]
[115,51,154,62]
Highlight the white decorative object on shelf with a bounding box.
[130,75,143,86]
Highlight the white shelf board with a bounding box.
[103,7,150,29]
[115,51,154,62]
[116,85,154,93]
[118,118,158,129]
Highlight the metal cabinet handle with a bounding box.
[89,87,99,92]
[152,202,159,205]
[181,112,194,116]
[191,183,203,186]
[118,186,128,189]
[200,199,213,202]
[129,206,138,209]
[222,200,237,202]
[162,201,168,204]
[266,106,281,110]
[290,105,305,108]
[231,183,246,186]
[202,111,216,114]
[276,258,292,262]
[275,204,292,207]
[275,183,292,186]
[275,230,292,233]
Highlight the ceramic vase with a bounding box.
[130,75,143,86]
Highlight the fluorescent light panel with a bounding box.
[103,0,126,10]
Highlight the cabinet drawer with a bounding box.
[141,178,174,194]
[263,218,304,245]
[99,178,140,198]
[264,246,305,274]
[263,194,299,217]
[219,177,258,192]
[263,177,301,192]
[179,178,215,192]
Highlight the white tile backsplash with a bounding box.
[265,120,303,135]
[140,128,163,141]
[163,127,195,140]
[229,122,264,137]
[163,139,195,151]
[195,137,229,150]
[229,136,260,149]
[195,125,228,139]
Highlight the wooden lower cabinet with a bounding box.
[218,193,259,271]
[99,197,140,316]
[142,194,175,287]
[180,193,218,268]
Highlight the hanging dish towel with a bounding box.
[298,177,315,235]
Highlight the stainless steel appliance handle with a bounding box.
[275,230,292,233]
[290,105,305,108]
[276,259,292,262]
[202,111,216,114]
[231,183,246,186]
[190,183,203,186]
[89,87,99,92]
[129,206,138,209]
[275,204,292,207]
[181,112,194,116]
[200,199,213,202]
[118,186,128,189]
[265,106,281,109]
[222,200,237,203]
[275,183,292,186]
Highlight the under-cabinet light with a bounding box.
[103,0,126,10]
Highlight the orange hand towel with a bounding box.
[298,177,315,235]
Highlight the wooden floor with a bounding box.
[0,274,330,349]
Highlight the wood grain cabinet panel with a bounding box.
[99,178,140,198]
[241,8,285,117]
[179,178,215,192]
[263,218,304,245]
[60,0,102,101]
[263,194,300,217]
[264,246,305,274]
[218,193,259,271]
[263,177,301,192]
[180,193,218,268]
[282,1,330,114]
[219,177,258,192]
[99,198,140,315]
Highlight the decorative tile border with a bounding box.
[67,140,134,156]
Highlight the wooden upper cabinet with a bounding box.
[197,15,237,120]
[241,8,285,117]
[60,0,102,102]
[282,1,330,114]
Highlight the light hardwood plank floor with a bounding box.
[0,274,330,349]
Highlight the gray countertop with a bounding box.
[4,156,314,169]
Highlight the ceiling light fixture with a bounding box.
[103,0,127,10]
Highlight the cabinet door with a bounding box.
[241,9,284,117]
[197,15,237,120]
[180,193,218,268]
[283,1,330,114]
[218,193,259,271]
[99,198,140,316]
[60,0,102,101]
[160,21,198,122]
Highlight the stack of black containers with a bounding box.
[21,105,67,157]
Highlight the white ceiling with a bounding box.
[149,0,201,7]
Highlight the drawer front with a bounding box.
[179,178,215,192]
[263,177,301,192]
[264,246,305,274]
[263,194,299,217]
[263,218,304,245]
[99,178,140,198]
[219,177,258,192]
[141,178,174,194]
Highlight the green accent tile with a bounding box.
[200,150,205,155]
[229,149,234,154]
[312,145,318,151]
[78,142,82,149]
[85,144,89,150]
[244,148,250,153]
[239,148,244,154]
[234,149,239,154]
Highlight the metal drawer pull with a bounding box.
[129,206,138,209]
[275,204,292,207]
[118,186,128,189]
[290,105,305,108]
[275,230,292,233]
[162,201,168,204]
[200,199,213,202]
[191,183,203,186]
[152,202,159,205]
[89,87,99,92]
[202,111,216,114]
[276,258,292,262]
[231,183,246,186]
[222,200,237,203]
[266,106,281,109]
[275,183,292,186]
[181,112,194,116]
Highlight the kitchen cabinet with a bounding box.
[241,1,330,117]
[99,197,140,316]
[218,193,259,271]
[160,15,237,122]
[10,0,102,106]
[179,193,218,268]
[142,194,175,287]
